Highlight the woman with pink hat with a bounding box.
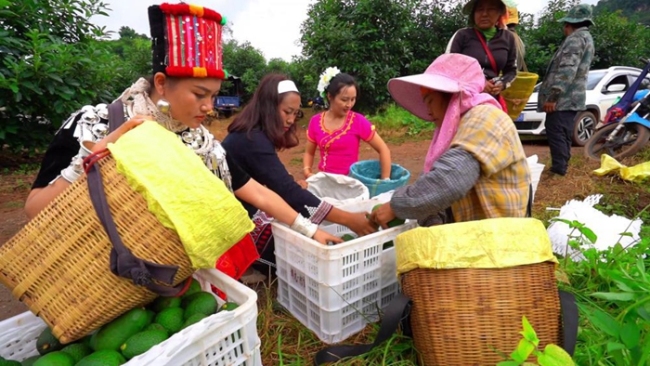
[370,53,531,227]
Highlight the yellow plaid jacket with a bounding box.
[450,105,531,221]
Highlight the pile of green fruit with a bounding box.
[0,279,238,366]
[338,204,405,249]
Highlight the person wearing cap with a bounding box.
[223,73,378,276]
[447,0,517,107]
[537,4,595,176]
[370,53,531,227]
[25,4,342,252]
[506,6,527,72]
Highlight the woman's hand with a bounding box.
[484,80,503,96]
[347,211,379,236]
[313,229,343,245]
[296,179,309,189]
[369,203,396,229]
[88,115,150,152]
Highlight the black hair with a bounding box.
[325,72,358,101]
[228,73,300,150]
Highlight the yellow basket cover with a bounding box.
[593,154,650,183]
[108,121,254,268]
[502,72,539,120]
[395,218,558,275]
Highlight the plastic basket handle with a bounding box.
[83,150,189,297]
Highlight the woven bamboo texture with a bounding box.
[0,156,194,344]
[502,71,539,120]
[402,262,561,366]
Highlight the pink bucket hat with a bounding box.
[387,53,487,121]
[388,54,500,172]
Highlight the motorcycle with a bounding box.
[584,58,650,161]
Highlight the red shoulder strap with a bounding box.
[474,28,499,74]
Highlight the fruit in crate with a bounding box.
[90,308,154,351]
[36,327,63,355]
[183,292,218,319]
[340,234,356,242]
[372,204,405,227]
[0,356,21,366]
[32,351,75,366]
[120,329,169,359]
[76,350,125,366]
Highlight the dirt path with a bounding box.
[0,113,586,321]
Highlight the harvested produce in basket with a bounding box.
[154,307,184,334]
[181,278,202,298]
[0,357,21,366]
[149,296,182,313]
[36,327,63,355]
[32,351,75,366]
[181,313,207,330]
[90,308,154,351]
[120,329,169,359]
[183,292,218,320]
[144,323,167,332]
[60,343,92,363]
[340,234,355,242]
[76,350,125,366]
[220,302,239,311]
[19,356,39,366]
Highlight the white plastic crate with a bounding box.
[0,269,261,366]
[272,198,417,344]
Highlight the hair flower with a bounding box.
[317,66,341,98]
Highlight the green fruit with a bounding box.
[180,291,206,308]
[120,329,169,359]
[20,356,39,366]
[0,358,21,366]
[144,323,167,332]
[60,343,92,363]
[36,327,63,356]
[149,296,182,313]
[181,313,207,330]
[340,234,355,242]
[89,308,153,351]
[76,350,125,366]
[32,351,75,366]
[181,278,202,299]
[183,292,218,320]
[220,302,239,311]
[154,307,184,334]
[372,204,382,212]
[387,218,405,228]
[382,240,394,250]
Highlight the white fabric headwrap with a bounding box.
[278,80,299,94]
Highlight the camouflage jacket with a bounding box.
[537,27,595,112]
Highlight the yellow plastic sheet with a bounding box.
[593,154,650,183]
[395,218,558,275]
[108,121,254,268]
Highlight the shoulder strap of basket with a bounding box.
[107,100,126,133]
[474,28,499,75]
[85,152,190,297]
[313,289,578,365]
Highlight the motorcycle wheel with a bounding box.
[584,122,650,161]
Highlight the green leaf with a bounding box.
[586,309,621,337]
[606,341,626,352]
[550,218,572,226]
[537,344,575,366]
[497,362,521,366]
[520,316,539,345]
[510,339,535,363]
[578,227,597,243]
[620,321,640,349]
[590,291,636,302]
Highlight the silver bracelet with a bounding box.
[60,145,92,184]
[290,214,318,239]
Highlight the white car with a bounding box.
[515,66,650,146]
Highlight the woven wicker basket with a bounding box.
[502,71,539,120]
[401,262,561,366]
[0,156,194,344]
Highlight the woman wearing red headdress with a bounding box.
[24,2,342,280]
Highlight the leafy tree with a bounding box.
[0,0,115,152]
[222,40,267,101]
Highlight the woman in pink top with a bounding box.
[303,70,391,179]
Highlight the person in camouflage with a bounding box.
[537,4,595,176]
